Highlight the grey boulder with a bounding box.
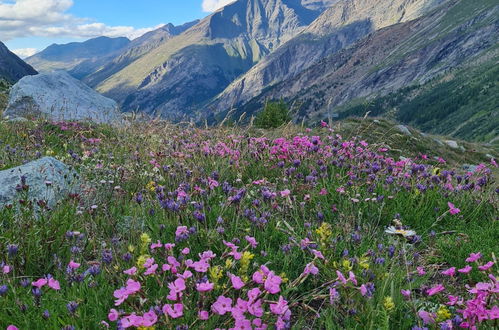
[4,71,122,124]
[0,157,80,209]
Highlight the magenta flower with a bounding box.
[360,284,367,296]
[245,236,258,248]
[48,278,60,290]
[167,278,186,300]
[7,326,19,330]
[427,284,445,296]
[68,260,80,269]
[198,310,209,320]
[125,279,141,294]
[181,248,190,255]
[336,270,347,285]
[264,272,282,294]
[175,226,188,238]
[303,263,319,276]
[150,240,163,250]
[418,310,436,324]
[123,266,137,275]
[196,282,214,292]
[466,252,482,263]
[417,266,426,276]
[3,265,11,274]
[441,267,456,277]
[212,295,232,315]
[142,310,158,326]
[478,261,494,271]
[144,263,158,276]
[113,287,128,306]
[270,296,289,315]
[280,189,291,197]
[163,303,184,318]
[348,271,358,285]
[248,298,263,317]
[401,289,411,298]
[230,274,245,289]
[448,202,460,215]
[32,278,48,289]
[192,259,210,273]
[108,309,119,321]
[458,265,473,274]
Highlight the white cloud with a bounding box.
[0,0,159,41]
[202,0,235,12]
[11,47,38,58]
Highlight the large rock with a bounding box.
[4,71,122,124]
[0,157,80,209]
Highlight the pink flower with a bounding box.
[196,282,214,292]
[150,240,163,250]
[417,266,426,276]
[181,248,190,255]
[360,284,367,296]
[125,279,141,294]
[113,287,128,306]
[245,236,258,248]
[108,309,119,321]
[280,189,291,197]
[446,295,461,306]
[32,278,48,288]
[68,260,80,269]
[448,202,460,215]
[192,260,210,273]
[175,226,189,238]
[478,261,494,271]
[48,278,60,290]
[123,267,137,275]
[167,278,186,300]
[418,310,436,324]
[336,270,347,285]
[348,271,357,285]
[319,188,328,195]
[3,265,11,274]
[303,263,319,276]
[320,120,328,127]
[270,296,289,315]
[163,303,184,318]
[401,289,411,298]
[458,265,473,274]
[441,267,456,277]
[199,310,209,320]
[144,264,158,275]
[312,249,324,259]
[7,326,19,330]
[427,284,445,296]
[248,298,263,317]
[212,296,232,315]
[230,274,245,290]
[264,272,282,294]
[466,252,482,263]
[142,310,158,326]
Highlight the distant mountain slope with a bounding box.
[209,0,447,112]
[26,36,131,72]
[231,0,498,142]
[77,21,199,85]
[0,41,37,84]
[94,0,337,119]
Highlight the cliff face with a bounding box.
[94,0,336,119]
[229,1,497,129]
[208,0,447,113]
[0,41,37,84]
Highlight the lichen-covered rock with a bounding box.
[0,157,80,209]
[4,71,121,124]
[395,125,412,136]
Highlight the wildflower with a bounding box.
[303,263,319,276]
[264,272,282,294]
[383,296,395,312]
[230,274,245,289]
[478,261,494,271]
[163,303,184,318]
[196,282,214,292]
[199,310,209,320]
[68,260,80,269]
[0,285,8,296]
[441,267,456,277]
[66,301,79,314]
[458,265,472,274]
[419,310,436,324]
[239,251,254,275]
[245,236,258,248]
[48,278,60,290]
[270,296,289,315]
[280,189,291,197]
[401,289,411,298]
[417,266,426,276]
[123,266,137,275]
[447,202,460,215]
[466,252,481,263]
[385,226,416,237]
[212,295,232,315]
[436,306,452,322]
[108,309,119,321]
[427,284,445,296]
[32,278,48,288]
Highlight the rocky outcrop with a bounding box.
[209,0,447,113]
[0,41,37,84]
[0,157,79,209]
[4,71,121,124]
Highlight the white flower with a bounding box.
[385,226,416,237]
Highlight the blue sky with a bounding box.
[0,0,233,57]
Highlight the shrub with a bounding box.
[254,100,291,128]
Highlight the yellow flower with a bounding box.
[136,254,150,269]
[225,259,233,269]
[239,251,254,275]
[359,257,370,270]
[128,245,135,253]
[146,181,156,192]
[140,233,151,245]
[432,167,441,176]
[209,266,223,285]
[436,306,451,322]
[46,149,55,156]
[280,272,289,283]
[316,222,332,244]
[342,259,352,271]
[383,296,395,312]
[138,327,155,330]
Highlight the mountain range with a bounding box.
[5,0,499,143]
[0,41,37,84]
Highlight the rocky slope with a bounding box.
[94,0,337,119]
[77,21,199,86]
[229,0,498,141]
[26,37,131,72]
[209,0,447,112]
[0,41,37,84]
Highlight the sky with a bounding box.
[0,0,235,58]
